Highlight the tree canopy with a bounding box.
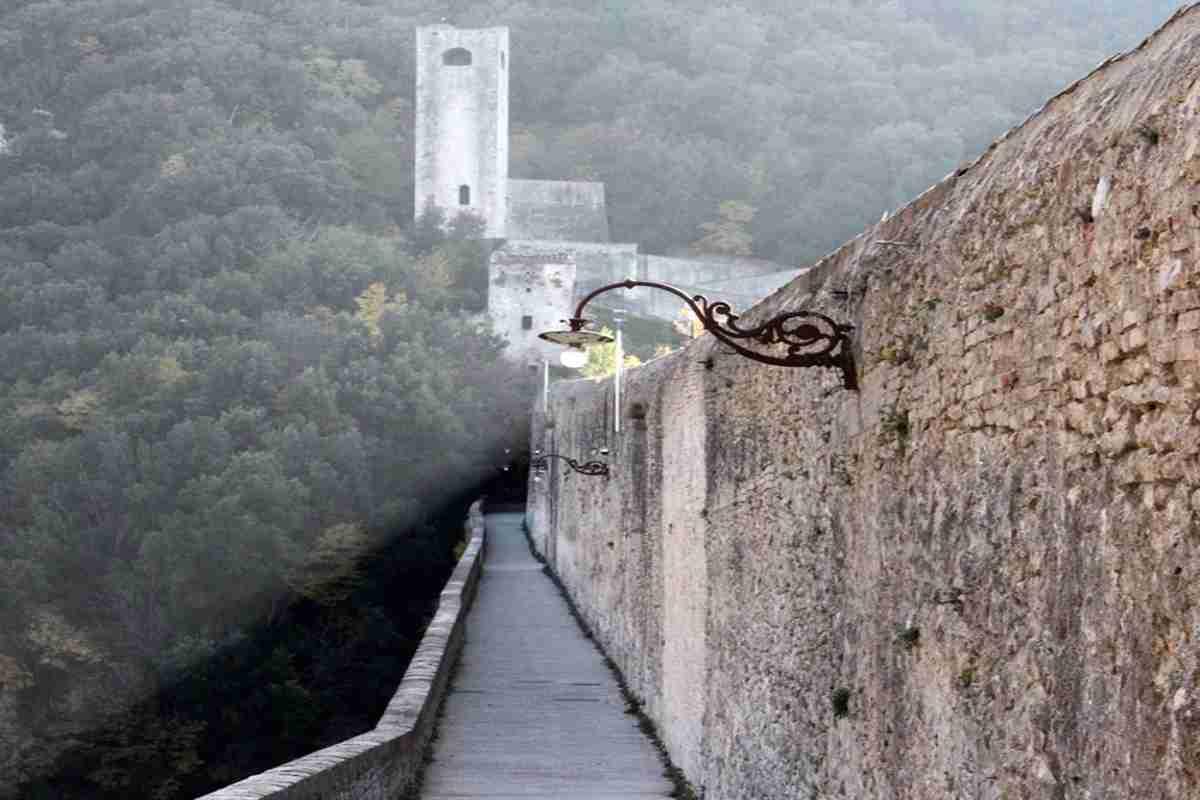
[0,3,531,795]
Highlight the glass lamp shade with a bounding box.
[559,347,589,369]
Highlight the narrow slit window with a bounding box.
[459,184,470,205]
[521,315,533,330]
[443,48,472,66]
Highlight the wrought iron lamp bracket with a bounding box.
[531,453,610,477]
[541,279,858,390]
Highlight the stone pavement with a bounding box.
[420,510,673,799]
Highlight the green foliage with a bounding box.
[580,327,642,380]
[303,47,383,101]
[571,308,683,362]
[691,201,755,257]
[336,107,411,197]
[86,714,208,800]
[285,522,371,605]
[0,5,534,794]
[256,227,412,313]
[490,0,1178,259]
[880,407,911,446]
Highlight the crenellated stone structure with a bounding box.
[414,25,510,239]
[487,243,577,365]
[413,23,806,366]
[528,6,1200,798]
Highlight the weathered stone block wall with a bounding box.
[196,503,487,800]
[530,7,1200,799]
[640,253,799,286]
[638,254,804,321]
[507,179,610,241]
[564,240,641,297]
[692,267,805,306]
[487,243,578,366]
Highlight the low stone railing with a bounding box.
[196,501,488,800]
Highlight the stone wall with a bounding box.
[483,240,803,358]
[564,240,641,297]
[637,254,804,321]
[641,253,800,285]
[503,239,639,305]
[487,243,578,367]
[507,179,610,241]
[196,503,488,800]
[528,7,1200,799]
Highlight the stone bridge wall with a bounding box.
[528,7,1200,798]
[195,503,487,800]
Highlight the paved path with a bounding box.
[420,511,673,799]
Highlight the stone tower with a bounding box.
[488,245,578,366]
[414,25,509,238]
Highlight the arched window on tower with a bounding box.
[443,48,472,66]
[459,185,471,206]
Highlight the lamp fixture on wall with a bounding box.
[531,448,610,477]
[538,279,858,390]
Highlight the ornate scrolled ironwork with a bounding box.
[531,453,609,477]
[541,279,858,390]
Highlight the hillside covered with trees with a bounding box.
[0,0,1184,797]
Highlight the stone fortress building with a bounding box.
[414,24,804,365]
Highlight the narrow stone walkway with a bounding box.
[420,511,673,799]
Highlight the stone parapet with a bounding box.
[195,503,488,800]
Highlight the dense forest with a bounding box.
[0,0,1184,796]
